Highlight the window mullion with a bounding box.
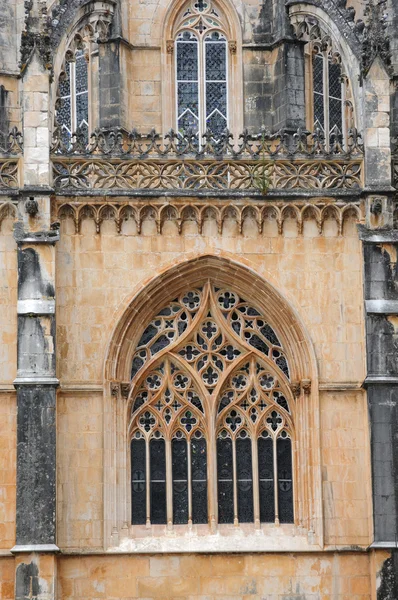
[251,435,260,529]
[146,438,151,526]
[187,438,193,526]
[342,77,347,151]
[323,52,329,149]
[273,435,279,525]
[208,414,217,530]
[71,61,77,133]
[200,37,206,138]
[166,437,173,529]
[232,436,238,526]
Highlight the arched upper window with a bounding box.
[56,35,90,147]
[129,283,294,528]
[292,15,355,149]
[172,0,230,137]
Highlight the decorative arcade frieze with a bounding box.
[53,199,362,236]
[51,127,364,195]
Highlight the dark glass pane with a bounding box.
[75,51,88,94]
[313,54,324,130]
[258,437,275,523]
[329,97,343,135]
[76,91,88,124]
[191,437,208,524]
[217,437,234,524]
[259,324,280,346]
[131,439,146,525]
[58,97,71,132]
[150,438,167,524]
[178,82,199,117]
[236,437,254,523]
[150,335,170,355]
[247,333,269,356]
[172,438,188,524]
[177,40,198,81]
[313,93,324,131]
[205,41,226,81]
[277,437,294,523]
[328,61,342,100]
[206,110,227,138]
[206,82,227,117]
[313,54,323,94]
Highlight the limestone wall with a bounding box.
[57,552,374,598]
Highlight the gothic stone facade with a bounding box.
[0,0,397,598]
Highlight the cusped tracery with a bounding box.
[129,282,294,528]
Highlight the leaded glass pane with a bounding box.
[131,438,146,525]
[329,98,342,136]
[177,35,199,80]
[258,436,275,523]
[191,436,208,524]
[75,51,88,94]
[177,83,199,117]
[150,438,167,524]
[205,35,226,80]
[217,437,234,523]
[236,437,254,523]
[58,97,71,133]
[328,61,342,100]
[277,436,294,523]
[205,34,227,136]
[172,438,188,524]
[313,54,324,131]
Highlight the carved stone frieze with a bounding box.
[53,199,362,236]
[52,157,363,194]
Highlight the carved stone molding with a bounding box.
[228,40,237,54]
[53,199,362,236]
[166,40,174,54]
[301,379,311,395]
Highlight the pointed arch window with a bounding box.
[56,40,89,147]
[174,0,229,137]
[129,283,294,528]
[291,15,355,150]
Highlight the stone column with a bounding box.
[11,50,58,599]
[360,52,398,599]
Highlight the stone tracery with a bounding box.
[129,282,294,527]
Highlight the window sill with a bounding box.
[109,524,320,553]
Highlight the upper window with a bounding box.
[174,0,229,137]
[293,15,355,149]
[55,32,92,148]
[129,283,294,529]
[57,47,89,147]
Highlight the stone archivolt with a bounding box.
[54,199,362,236]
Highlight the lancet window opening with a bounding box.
[129,282,294,528]
[174,0,229,138]
[294,16,355,150]
[55,35,90,147]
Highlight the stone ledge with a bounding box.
[17,299,55,315]
[365,299,398,314]
[11,544,60,554]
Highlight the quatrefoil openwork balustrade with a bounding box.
[129,283,294,528]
